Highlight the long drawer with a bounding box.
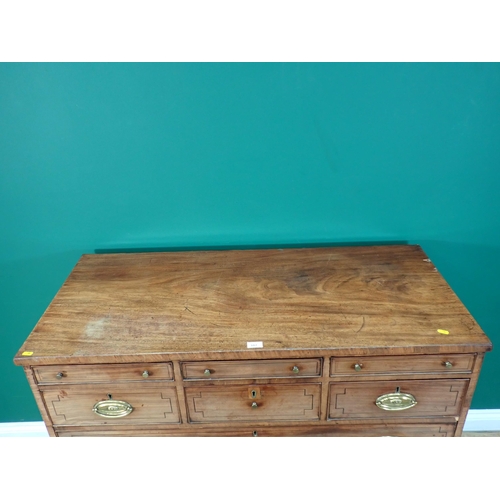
[328,379,469,419]
[185,384,321,422]
[54,423,457,437]
[40,382,180,425]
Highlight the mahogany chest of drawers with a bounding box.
[13,245,492,437]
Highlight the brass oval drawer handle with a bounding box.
[354,363,363,372]
[292,366,300,374]
[376,390,417,411]
[142,370,150,378]
[93,399,133,418]
[443,361,453,369]
[56,372,64,380]
[204,369,211,376]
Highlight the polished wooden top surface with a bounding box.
[14,245,492,365]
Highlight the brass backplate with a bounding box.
[375,392,417,411]
[92,399,133,418]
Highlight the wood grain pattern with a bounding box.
[12,245,492,437]
[185,384,321,422]
[330,354,475,376]
[34,362,173,384]
[53,422,457,437]
[328,379,468,419]
[23,367,57,437]
[40,383,180,425]
[13,246,492,365]
[455,353,486,436]
[182,358,322,379]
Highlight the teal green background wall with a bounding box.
[1,63,499,422]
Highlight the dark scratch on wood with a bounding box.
[355,316,365,334]
[336,276,355,288]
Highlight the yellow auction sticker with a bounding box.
[22,351,34,356]
[437,329,450,335]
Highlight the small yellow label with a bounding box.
[22,351,34,356]
[437,329,450,335]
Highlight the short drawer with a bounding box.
[34,362,174,384]
[330,354,475,376]
[185,384,321,422]
[328,379,469,419]
[182,358,322,380]
[40,382,180,426]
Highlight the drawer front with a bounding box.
[182,358,322,380]
[185,384,321,422]
[40,383,180,425]
[330,354,475,376]
[329,379,468,419]
[34,363,174,384]
[55,423,457,437]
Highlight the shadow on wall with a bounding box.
[94,239,409,254]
